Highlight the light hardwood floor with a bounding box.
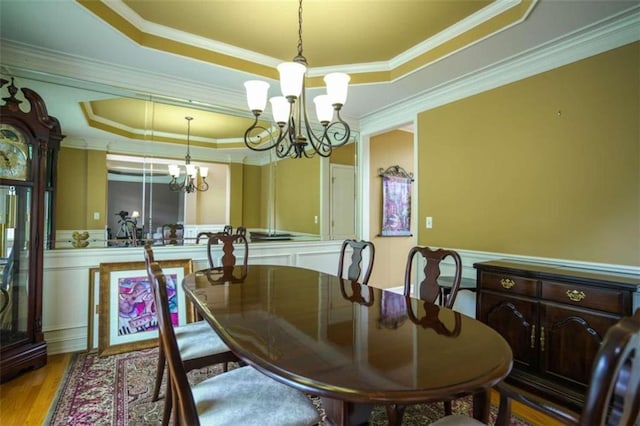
[1,353,563,426]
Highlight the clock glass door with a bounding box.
[0,185,32,347]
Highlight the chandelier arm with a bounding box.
[244,116,284,152]
[310,107,352,150]
[197,178,209,192]
[169,177,184,191]
[271,105,303,159]
[298,96,332,158]
[320,117,351,148]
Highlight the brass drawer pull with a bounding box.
[566,290,586,302]
[500,278,515,289]
[530,325,536,349]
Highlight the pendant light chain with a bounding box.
[297,0,304,59]
[185,116,192,163]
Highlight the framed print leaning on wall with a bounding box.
[98,259,193,356]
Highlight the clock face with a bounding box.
[0,124,30,181]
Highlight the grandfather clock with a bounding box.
[0,78,63,382]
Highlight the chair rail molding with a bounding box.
[42,240,344,354]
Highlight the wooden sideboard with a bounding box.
[474,260,640,411]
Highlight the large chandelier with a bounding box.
[168,116,209,193]
[243,0,351,159]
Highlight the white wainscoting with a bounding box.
[392,249,640,320]
[43,243,639,355]
[42,240,344,355]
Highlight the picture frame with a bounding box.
[98,259,193,356]
[87,267,99,352]
[378,165,414,237]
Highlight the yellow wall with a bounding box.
[242,164,262,228]
[229,163,243,226]
[369,130,415,288]
[192,163,228,224]
[330,143,356,166]
[242,159,322,234]
[417,42,639,265]
[57,147,107,230]
[274,157,321,234]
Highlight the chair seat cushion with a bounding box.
[429,414,485,425]
[175,320,230,361]
[193,366,320,425]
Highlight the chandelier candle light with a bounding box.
[243,0,352,159]
[168,116,209,193]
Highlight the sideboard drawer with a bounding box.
[541,281,631,314]
[480,272,538,296]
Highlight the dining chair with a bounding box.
[235,225,247,242]
[387,246,463,421]
[430,308,640,426]
[403,245,463,309]
[143,245,239,426]
[338,239,375,284]
[206,232,248,268]
[147,261,321,426]
[206,232,249,283]
[161,223,184,245]
[195,231,214,244]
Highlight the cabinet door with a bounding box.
[540,303,620,389]
[478,291,538,371]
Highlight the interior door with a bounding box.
[330,164,355,240]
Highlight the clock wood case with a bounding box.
[0,77,63,383]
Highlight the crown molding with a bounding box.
[99,0,525,78]
[0,39,361,130]
[0,40,249,113]
[389,0,526,70]
[105,0,282,69]
[360,5,640,136]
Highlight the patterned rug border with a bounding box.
[46,348,531,426]
[44,350,83,425]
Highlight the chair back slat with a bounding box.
[403,246,462,309]
[338,239,375,284]
[206,233,249,283]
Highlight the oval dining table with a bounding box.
[182,264,513,426]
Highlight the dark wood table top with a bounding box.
[182,264,512,406]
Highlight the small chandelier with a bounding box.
[168,116,209,193]
[243,0,351,159]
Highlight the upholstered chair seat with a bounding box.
[174,321,230,361]
[191,366,320,425]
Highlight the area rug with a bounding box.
[46,348,530,425]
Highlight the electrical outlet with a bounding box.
[314,215,318,224]
[426,216,433,229]
[93,212,100,220]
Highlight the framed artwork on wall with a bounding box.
[378,165,414,237]
[98,259,193,356]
